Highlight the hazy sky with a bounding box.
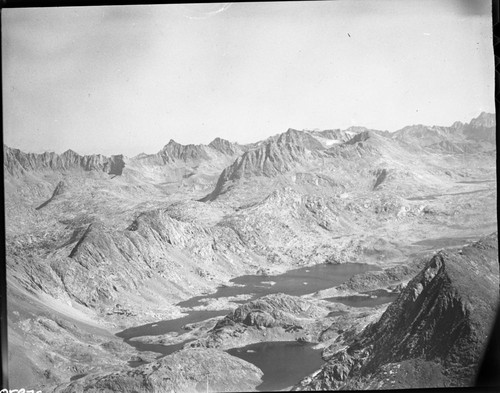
[2,0,495,156]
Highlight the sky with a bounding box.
[2,0,495,156]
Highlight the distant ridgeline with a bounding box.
[3,146,125,177]
[3,112,495,179]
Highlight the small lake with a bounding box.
[406,188,492,201]
[407,195,437,201]
[117,309,229,362]
[117,310,229,340]
[413,236,477,249]
[326,289,399,308]
[456,179,495,184]
[116,263,381,368]
[70,374,87,381]
[227,341,324,391]
[178,263,381,308]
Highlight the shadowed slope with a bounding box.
[294,233,499,390]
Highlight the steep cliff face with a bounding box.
[226,130,323,178]
[201,129,326,201]
[295,233,499,390]
[36,180,67,210]
[106,155,125,176]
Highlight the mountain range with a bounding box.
[3,112,497,391]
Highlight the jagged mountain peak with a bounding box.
[62,149,79,156]
[282,128,313,137]
[345,126,369,133]
[159,139,211,162]
[476,111,493,119]
[362,234,499,379]
[201,128,328,201]
[208,137,242,156]
[344,129,382,145]
[469,112,495,128]
[163,139,182,148]
[276,128,325,150]
[202,123,428,202]
[128,137,243,176]
[209,137,231,145]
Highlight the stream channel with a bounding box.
[117,262,390,390]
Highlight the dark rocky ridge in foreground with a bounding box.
[294,233,499,390]
[51,348,263,393]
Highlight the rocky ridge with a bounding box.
[392,112,496,147]
[294,233,499,390]
[185,294,332,349]
[132,138,242,167]
[200,120,490,204]
[3,146,125,177]
[201,129,326,201]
